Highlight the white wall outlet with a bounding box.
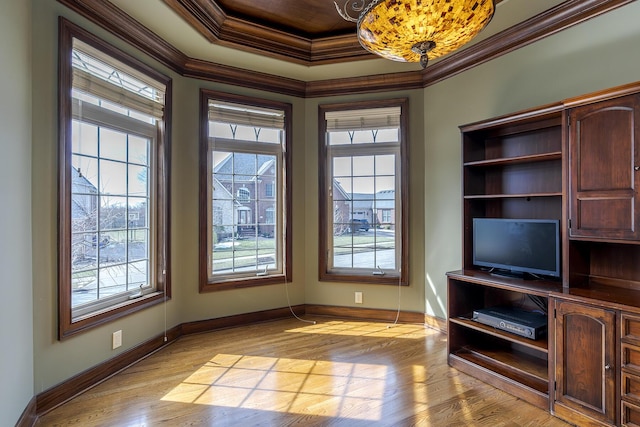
[355,291,363,304]
[112,330,122,349]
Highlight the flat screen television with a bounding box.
[472,218,560,279]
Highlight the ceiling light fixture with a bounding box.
[335,0,495,68]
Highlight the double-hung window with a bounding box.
[58,20,171,338]
[200,91,292,291]
[319,99,408,285]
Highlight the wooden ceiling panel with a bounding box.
[215,0,355,37]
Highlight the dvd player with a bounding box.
[472,306,547,340]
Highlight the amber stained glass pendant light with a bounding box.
[335,0,495,68]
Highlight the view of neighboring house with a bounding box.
[332,179,396,234]
[213,153,277,238]
[211,176,240,240]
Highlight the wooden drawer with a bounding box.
[622,313,640,342]
[622,399,640,427]
[623,370,640,403]
[624,343,640,373]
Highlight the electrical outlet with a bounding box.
[112,330,122,349]
[355,291,363,304]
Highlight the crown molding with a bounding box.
[57,0,633,98]
[183,58,307,98]
[305,71,424,98]
[57,0,188,74]
[163,0,369,65]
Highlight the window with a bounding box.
[265,182,275,198]
[237,187,250,202]
[58,20,171,339]
[319,99,408,285]
[200,90,292,291]
[382,209,392,224]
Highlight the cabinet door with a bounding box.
[568,93,640,240]
[555,300,616,424]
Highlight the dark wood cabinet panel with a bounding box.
[568,93,640,240]
[554,300,616,425]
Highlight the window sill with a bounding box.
[61,291,167,340]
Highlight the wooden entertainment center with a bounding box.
[447,81,640,427]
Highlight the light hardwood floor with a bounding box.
[36,318,570,426]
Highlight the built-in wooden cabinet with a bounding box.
[448,81,640,427]
[553,299,617,425]
[568,93,640,241]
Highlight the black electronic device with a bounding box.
[472,218,560,278]
[472,306,547,340]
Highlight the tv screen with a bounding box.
[473,218,560,278]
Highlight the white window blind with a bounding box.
[72,39,165,119]
[325,106,401,131]
[209,101,285,129]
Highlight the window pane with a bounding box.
[128,260,148,287]
[71,269,97,306]
[72,233,98,271]
[128,164,148,196]
[72,155,98,190]
[72,121,98,156]
[129,135,149,166]
[99,127,127,162]
[128,197,148,228]
[328,131,352,146]
[333,157,351,177]
[375,154,395,175]
[352,156,374,176]
[352,130,376,144]
[71,193,98,233]
[128,229,148,262]
[99,263,128,297]
[99,160,127,195]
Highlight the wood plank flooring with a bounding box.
[36,318,570,426]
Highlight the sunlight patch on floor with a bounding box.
[284,320,431,339]
[161,353,390,421]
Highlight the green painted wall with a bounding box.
[0,0,33,423]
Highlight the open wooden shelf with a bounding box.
[464,192,562,199]
[451,347,548,393]
[450,316,548,353]
[463,151,562,167]
[448,351,550,410]
[447,270,563,297]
